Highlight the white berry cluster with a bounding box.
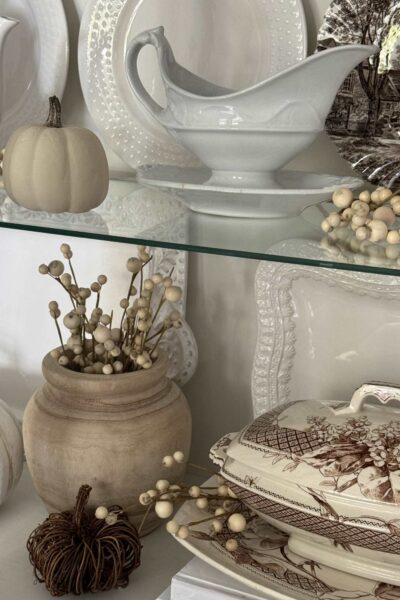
[319,226,400,268]
[94,505,119,526]
[39,244,183,375]
[138,452,252,554]
[321,187,400,244]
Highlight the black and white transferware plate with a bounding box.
[318,0,400,188]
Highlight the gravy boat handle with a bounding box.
[126,27,164,117]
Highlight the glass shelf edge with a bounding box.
[1,220,400,278]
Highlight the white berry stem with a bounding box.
[149,329,167,357]
[54,317,66,354]
[187,463,217,475]
[120,272,137,330]
[151,297,165,328]
[53,276,76,309]
[138,502,154,536]
[68,258,78,288]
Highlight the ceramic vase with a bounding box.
[23,350,191,534]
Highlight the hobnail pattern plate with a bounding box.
[78,0,307,170]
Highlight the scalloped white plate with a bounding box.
[0,0,69,147]
[78,0,307,170]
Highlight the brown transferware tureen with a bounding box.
[210,383,400,586]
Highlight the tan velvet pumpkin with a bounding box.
[3,96,109,213]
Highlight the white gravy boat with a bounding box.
[126,27,377,188]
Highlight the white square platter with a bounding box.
[252,239,400,416]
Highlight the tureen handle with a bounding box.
[209,434,235,468]
[125,27,167,118]
[334,382,400,416]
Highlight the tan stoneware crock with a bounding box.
[23,350,191,534]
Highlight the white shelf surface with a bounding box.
[170,558,273,599]
[0,468,191,599]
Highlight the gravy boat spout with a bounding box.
[126,27,377,188]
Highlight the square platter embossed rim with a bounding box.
[210,383,400,586]
[251,239,400,418]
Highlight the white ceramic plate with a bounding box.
[173,477,394,600]
[78,0,307,170]
[0,0,69,147]
[137,166,362,218]
[252,243,400,416]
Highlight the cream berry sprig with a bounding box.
[135,452,255,553]
[38,243,184,374]
[321,186,400,244]
[320,223,400,268]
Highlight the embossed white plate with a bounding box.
[252,242,400,416]
[0,0,69,147]
[173,477,394,600]
[149,247,198,387]
[137,166,362,218]
[78,0,307,170]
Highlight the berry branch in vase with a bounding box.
[38,243,183,375]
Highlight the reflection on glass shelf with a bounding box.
[1,179,400,277]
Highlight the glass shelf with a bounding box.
[1,178,400,277]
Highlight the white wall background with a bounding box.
[0,0,356,465]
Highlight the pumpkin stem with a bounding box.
[46,96,63,128]
[73,484,92,529]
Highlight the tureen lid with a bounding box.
[217,383,400,506]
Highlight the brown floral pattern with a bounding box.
[302,416,400,502]
[243,406,400,503]
[207,514,400,599]
[175,472,400,599]
[213,515,334,597]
